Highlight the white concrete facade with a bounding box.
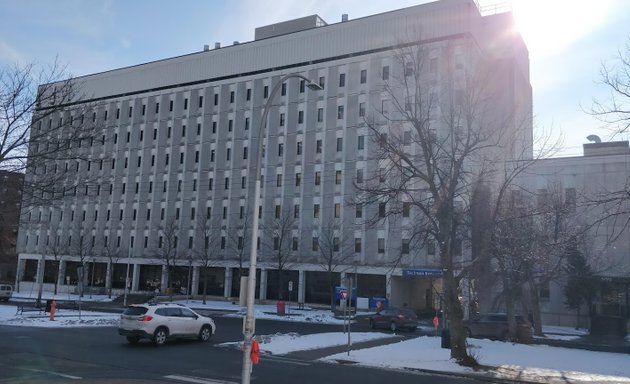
[17,0,531,310]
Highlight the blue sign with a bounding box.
[403,268,443,278]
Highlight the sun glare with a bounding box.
[508,0,612,59]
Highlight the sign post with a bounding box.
[288,281,293,315]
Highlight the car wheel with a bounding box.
[126,336,140,345]
[153,327,169,346]
[199,325,212,342]
[390,321,397,332]
[369,319,376,329]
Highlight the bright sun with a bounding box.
[506,0,613,59]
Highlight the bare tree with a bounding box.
[263,209,296,300]
[354,38,534,364]
[94,236,121,298]
[589,37,630,135]
[67,226,94,298]
[44,227,65,295]
[194,213,221,304]
[315,220,355,310]
[1,60,103,209]
[156,218,183,301]
[226,209,251,296]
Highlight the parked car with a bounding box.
[0,284,12,302]
[118,303,216,345]
[463,313,533,342]
[369,307,418,332]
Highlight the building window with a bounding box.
[295,173,301,187]
[315,171,321,186]
[313,204,320,218]
[356,169,363,184]
[334,203,341,218]
[279,113,285,126]
[360,69,367,84]
[199,95,204,108]
[276,174,282,187]
[230,91,235,103]
[184,98,188,110]
[382,65,389,80]
[241,176,247,189]
[402,239,410,254]
[336,137,343,152]
[317,108,324,122]
[339,73,345,87]
[296,141,302,155]
[275,205,281,219]
[169,100,174,112]
[312,237,319,252]
[337,105,344,120]
[335,170,342,185]
[224,177,230,190]
[226,148,231,161]
[228,119,233,132]
[263,85,269,98]
[298,110,304,124]
[359,102,366,118]
[355,238,362,253]
[355,204,362,218]
[245,117,250,131]
[403,202,411,217]
[316,139,322,154]
[278,143,284,157]
[299,80,305,93]
[292,237,299,251]
[379,203,386,217]
[405,62,413,76]
[243,147,248,159]
[378,238,385,253]
[318,76,325,89]
[294,204,300,218]
[246,88,251,101]
[281,83,287,96]
[357,135,365,150]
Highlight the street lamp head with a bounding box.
[306,82,323,91]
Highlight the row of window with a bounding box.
[24,230,434,256]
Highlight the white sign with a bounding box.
[288,281,293,291]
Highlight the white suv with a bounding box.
[119,303,216,345]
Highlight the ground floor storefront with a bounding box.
[15,254,443,312]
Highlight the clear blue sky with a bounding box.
[1,0,629,157]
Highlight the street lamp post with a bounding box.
[241,73,322,384]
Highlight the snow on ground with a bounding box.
[220,332,394,355]
[321,336,630,383]
[11,291,115,303]
[2,296,629,382]
[0,305,119,328]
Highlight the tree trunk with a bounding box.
[202,266,208,304]
[529,282,543,336]
[443,267,470,363]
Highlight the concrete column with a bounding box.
[224,267,232,299]
[131,263,140,292]
[160,264,168,293]
[191,266,200,296]
[15,257,25,293]
[298,270,305,304]
[105,261,112,294]
[36,256,45,285]
[56,259,66,294]
[259,269,268,301]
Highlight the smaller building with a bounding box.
[0,171,24,283]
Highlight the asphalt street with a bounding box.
[0,315,486,384]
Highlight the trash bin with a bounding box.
[276,300,285,315]
[45,299,52,313]
[440,328,451,349]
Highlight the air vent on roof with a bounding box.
[342,14,348,22]
[233,41,239,45]
[203,44,210,51]
[214,42,221,49]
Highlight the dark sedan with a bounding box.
[369,307,418,332]
[463,313,533,342]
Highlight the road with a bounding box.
[0,315,483,384]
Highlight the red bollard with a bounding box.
[49,300,56,321]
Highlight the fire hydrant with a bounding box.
[49,300,56,321]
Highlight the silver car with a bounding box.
[119,303,216,345]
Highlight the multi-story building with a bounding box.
[0,170,23,283]
[508,140,630,328]
[16,0,531,310]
